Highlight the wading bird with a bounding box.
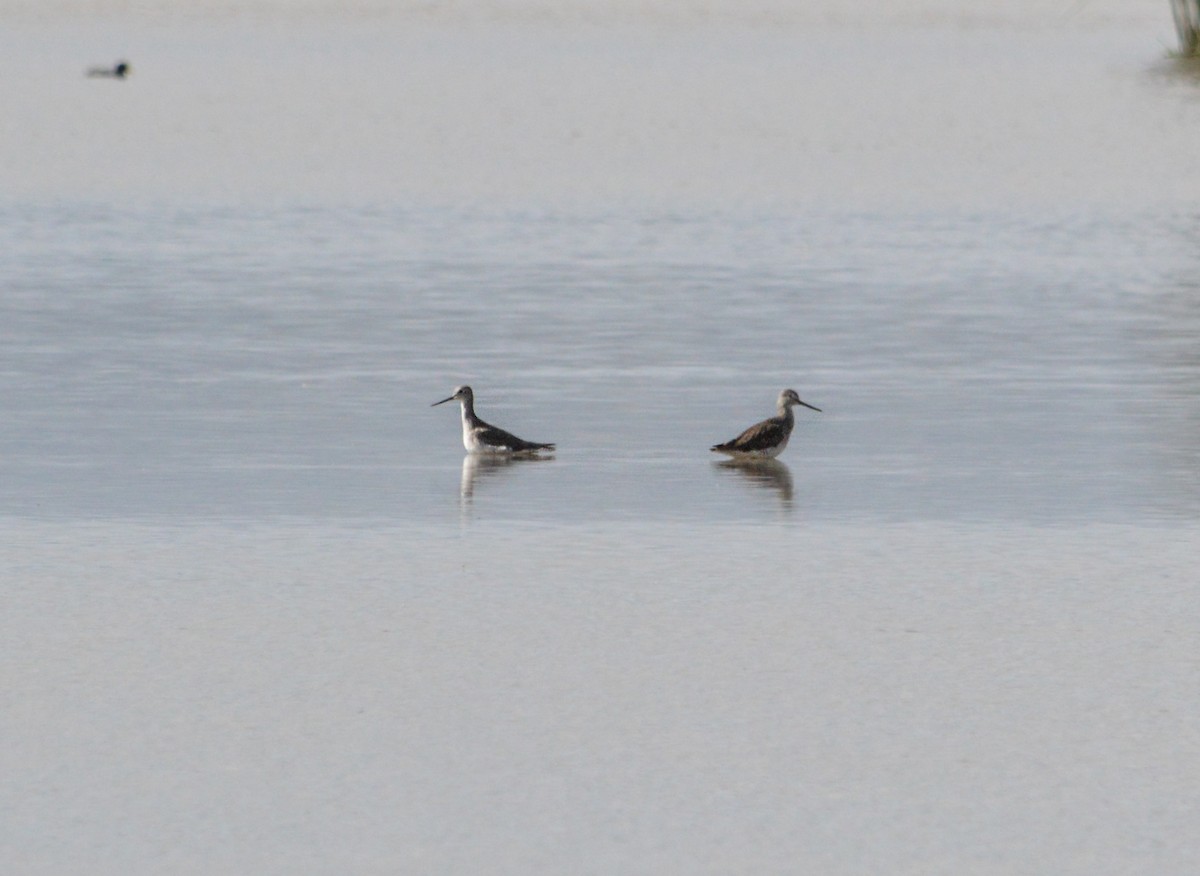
[432,385,555,455]
[710,388,821,459]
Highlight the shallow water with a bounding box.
[4,202,1200,526]
[5,519,1198,873]
[3,2,1200,873]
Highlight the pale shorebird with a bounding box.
[710,388,821,459]
[432,385,555,455]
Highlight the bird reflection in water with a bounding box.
[715,458,794,509]
[459,453,551,510]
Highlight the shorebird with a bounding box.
[432,385,555,455]
[710,388,821,459]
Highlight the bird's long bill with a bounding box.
[431,395,456,407]
[800,400,822,412]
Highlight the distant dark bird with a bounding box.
[432,385,555,455]
[87,61,130,79]
[711,388,821,459]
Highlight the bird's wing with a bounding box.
[713,417,786,452]
[475,420,553,452]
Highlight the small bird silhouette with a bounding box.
[87,61,130,79]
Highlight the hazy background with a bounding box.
[3,0,1198,210]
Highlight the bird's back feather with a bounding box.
[473,419,554,453]
[711,416,790,454]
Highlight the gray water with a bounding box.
[4,2,1200,873]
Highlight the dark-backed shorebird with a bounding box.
[432,385,555,455]
[710,388,821,459]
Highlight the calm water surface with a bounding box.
[3,2,1200,873]
[3,202,1199,524]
